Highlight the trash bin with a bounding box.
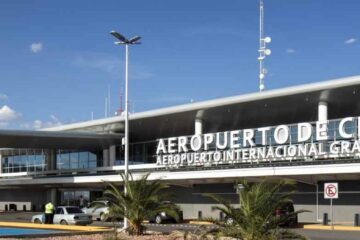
[323,213,328,225]
[355,214,359,226]
[219,211,224,221]
[198,211,202,220]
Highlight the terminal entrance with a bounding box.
[59,190,102,206]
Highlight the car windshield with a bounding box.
[89,202,106,208]
[66,207,84,214]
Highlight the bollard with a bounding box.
[198,211,202,220]
[323,213,328,225]
[355,214,359,227]
[219,211,224,221]
[179,211,183,222]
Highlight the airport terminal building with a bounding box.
[1,75,360,224]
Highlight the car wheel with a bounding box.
[100,212,108,222]
[226,217,234,225]
[60,220,68,225]
[34,219,42,224]
[155,215,162,224]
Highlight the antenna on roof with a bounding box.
[108,85,111,116]
[105,97,108,117]
[258,0,271,92]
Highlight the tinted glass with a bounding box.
[55,208,64,214]
[66,207,84,214]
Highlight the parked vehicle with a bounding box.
[82,201,109,221]
[225,202,298,226]
[275,202,298,226]
[149,202,183,224]
[31,206,93,225]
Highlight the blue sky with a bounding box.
[0,0,359,129]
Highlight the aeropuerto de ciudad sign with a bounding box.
[156,116,360,167]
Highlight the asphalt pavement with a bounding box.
[0,212,359,240]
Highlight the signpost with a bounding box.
[324,183,339,229]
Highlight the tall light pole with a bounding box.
[110,30,141,229]
[258,0,271,92]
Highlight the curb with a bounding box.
[188,221,213,225]
[0,221,112,232]
[303,224,360,231]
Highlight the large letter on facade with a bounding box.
[156,139,167,154]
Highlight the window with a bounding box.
[66,207,83,214]
[79,152,89,169]
[56,208,64,214]
[70,152,79,169]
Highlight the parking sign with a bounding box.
[324,183,338,199]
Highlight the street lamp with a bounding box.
[110,30,141,230]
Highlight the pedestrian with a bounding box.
[44,201,55,224]
[79,195,85,208]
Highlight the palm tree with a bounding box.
[205,179,308,240]
[101,172,180,235]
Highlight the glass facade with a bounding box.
[1,149,100,173]
[1,149,46,173]
[114,141,157,165]
[57,150,98,170]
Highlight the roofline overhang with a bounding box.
[43,75,360,132]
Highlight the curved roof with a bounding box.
[43,75,360,141]
[0,130,122,150]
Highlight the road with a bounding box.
[0,212,359,240]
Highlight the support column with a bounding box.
[46,188,57,204]
[0,154,2,174]
[103,149,110,167]
[195,118,203,135]
[318,101,328,121]
[46,149,57,171]
[109,145,116,167]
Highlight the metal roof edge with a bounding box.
[44,75,360,131]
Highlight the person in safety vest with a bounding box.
[45,201,55,224]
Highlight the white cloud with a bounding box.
[0,94,8,100]
[73,53,123,74]
[0,105,21,122]
[345,38,357,44]
[0,122,9,127]
[30,42,43,53]
[32,115,62,129]
[72,52,155,80]
[286,48,296,54]
[33,120,43,129]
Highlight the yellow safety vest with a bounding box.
[45,203,54,214]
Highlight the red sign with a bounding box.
[324,183,338,199]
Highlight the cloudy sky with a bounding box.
[0,0,359,129]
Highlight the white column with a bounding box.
[109,145,116,167]
[195,118,203,135]
[318,101,328,121]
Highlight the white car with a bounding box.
[31,206,93,225]
[82,201,109,221]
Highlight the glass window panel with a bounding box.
[70,152,79,169]
[79,152,88,169]
[60,152,70,169]
[21,155,28,172]
[35,154,44,171]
